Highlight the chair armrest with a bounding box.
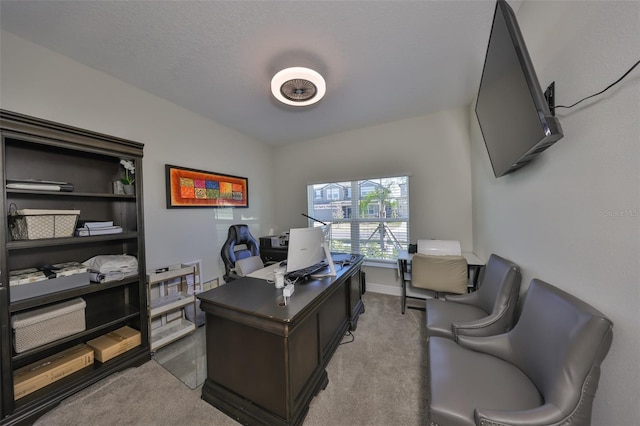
[475,404,565,426]
[444,291,480,307]
[223,272,242,283]
[452,310,510,341]
[456,334,514,365]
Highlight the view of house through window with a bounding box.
[307,176,410,262]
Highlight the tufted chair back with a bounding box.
[220,224,260,282]
[467,279,614,424]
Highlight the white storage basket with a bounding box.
[8,208,80,240]
[12,298,86,353]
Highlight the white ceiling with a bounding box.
[0,0,521,146]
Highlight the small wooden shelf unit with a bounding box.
[147,266,197,352]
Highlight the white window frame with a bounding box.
[307,176,410,262]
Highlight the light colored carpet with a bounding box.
[35,292,428,425]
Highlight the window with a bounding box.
[307,176,409,262]
[328,187,340,200]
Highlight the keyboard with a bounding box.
[285,262,327,281]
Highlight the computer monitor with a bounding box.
[286,225,336,277]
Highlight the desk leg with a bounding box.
[402,282,407,314]
[469,265,483,291]
[398,259,407,315]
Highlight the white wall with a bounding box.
[471,2,639,424]
[0,31,276,284]
[273,109,473,244]
[272,109,474,292]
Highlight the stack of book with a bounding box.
[75,221,123,237]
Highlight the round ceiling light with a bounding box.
[271,67,326,107]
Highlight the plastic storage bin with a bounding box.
[12,298,86,353]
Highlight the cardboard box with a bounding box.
[13,344,94,400]
[86,326,141,363]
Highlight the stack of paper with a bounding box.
[6,179,74,192]
[75,221,123,237]
[47,262,90,277]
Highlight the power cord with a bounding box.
[555,60,639,110]
[339,330,355,345]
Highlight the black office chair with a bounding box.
[221,224,261,282]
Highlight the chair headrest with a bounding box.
[232,224,254,244]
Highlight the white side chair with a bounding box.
[234,255,264,277]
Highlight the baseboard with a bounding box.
[365,282,402,296]
[366,282,434,300]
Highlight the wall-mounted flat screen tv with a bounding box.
[475,0,563,178]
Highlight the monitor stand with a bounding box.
[311,243,337,278]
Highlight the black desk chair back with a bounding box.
[221,224,260,282]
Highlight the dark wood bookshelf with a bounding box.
[0,110,150,425]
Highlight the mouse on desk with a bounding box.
[280,261,287,267]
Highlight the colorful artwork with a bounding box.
[165,165,248,208]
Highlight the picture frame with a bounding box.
[165,164,248,208]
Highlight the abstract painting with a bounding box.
[165,164,248,208]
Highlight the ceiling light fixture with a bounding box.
[271,67,326,107]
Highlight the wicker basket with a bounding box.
[8,208,80,240]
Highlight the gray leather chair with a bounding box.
[427,279,614,426]
[426,254,521,341]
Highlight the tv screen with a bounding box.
[475,0,563,177]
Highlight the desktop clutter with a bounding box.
[220,223,356,304]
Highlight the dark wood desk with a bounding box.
[197,255,364,426]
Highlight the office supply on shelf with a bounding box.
[78,220,114,228]
[6,179,74,192]
[89,270,137,283]
[83,255,138,282]
[75,225,123,236]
